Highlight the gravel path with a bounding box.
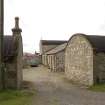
[23,65,105,105]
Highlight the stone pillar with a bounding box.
[0,0,4,89]
[12,17,23,89]
[12,17,22,35]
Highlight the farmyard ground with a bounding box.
[23,65,105,105]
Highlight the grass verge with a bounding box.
[0,89,35,105]
[89,84,105,92]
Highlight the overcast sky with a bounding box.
[4,0,105,53]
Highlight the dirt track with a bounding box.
[23,65,105,105]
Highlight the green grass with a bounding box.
[0,89,35,105]
[89,84,105,92]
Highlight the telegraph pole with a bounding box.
[0,0,4,89]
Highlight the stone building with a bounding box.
[65,33,105,86]
[2,17,23,89]
[46,43,67,72]
[40,40,67,65]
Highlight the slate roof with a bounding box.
[86,35,105,53]
[3,36,15,62]
[46,43,67,54]
[41,40,67,45]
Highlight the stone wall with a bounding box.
[65,35,93,86]
[47,50,65,72]
[47,55,52,69]
[93,53,105,84]
[55,51,65,72]
[5,61,17,88]
[5,33,23,89]
[47,55,55,71]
